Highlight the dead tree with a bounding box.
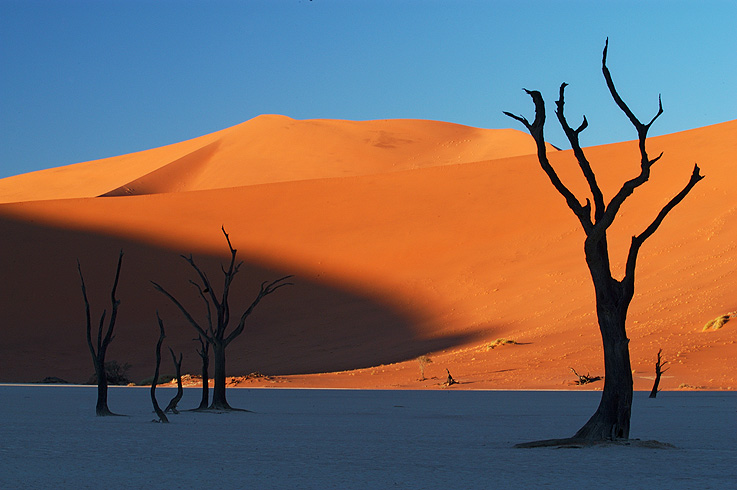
[417,355,432,381]
[78,250,124,416]
[444,368,457,386]
[649,348,669,398]
[152,227,293,410]
[164,348,183,414]
[151,313,169,423]
[505,39,703,444]
[194,335,210,410]
[570,367,602,385]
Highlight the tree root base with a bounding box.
[515,438,676,449]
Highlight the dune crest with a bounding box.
[0,115,548,203]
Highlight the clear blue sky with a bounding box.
[1,0,735,179]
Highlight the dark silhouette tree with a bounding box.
[78,250,124,416]
[151,313,169,423]
[505,39,703,444]
[649,348,669,398]
[164,348,183,413]
[152,227,293,410]
[194,335,210,410]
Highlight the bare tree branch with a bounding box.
[555,83,606,221]
[225,275,294,346]
[152,281,210,341]
[182,254,221,312]
[621,164,704,299]
[505,90,594,231]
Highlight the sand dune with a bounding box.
[0,116,735,390]
[0,115,549,203]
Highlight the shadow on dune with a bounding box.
[0,213,483,384]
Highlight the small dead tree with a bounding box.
[417,355,432,380]
[151,313,169,423]
[153,227,293,410]
[194,335,210,410]
[649,348,669,398]
[570,367,602,385]
[164,348,184,414]
[444,368,457,386]
[506,39,703,444]
[78,250,124,416]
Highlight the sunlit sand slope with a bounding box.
[0,115,547,203]
[0,118,734,390]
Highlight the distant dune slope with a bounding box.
[0,115,549,203]
[0,118,735,388]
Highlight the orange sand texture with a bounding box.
[0,115,735,390]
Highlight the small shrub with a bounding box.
[87,360,132,385]
[138,374,176,386]
[678,383,701,390]
[417,355,433,380]
[486,338,517,350]
[702,314,731,331]
[37,377,70,384]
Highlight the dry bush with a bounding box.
[486,338,517,350]
[87,360,132,385]
[702,314,732,331]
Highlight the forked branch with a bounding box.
[79,250,124,361]
[622,163,704,297]
[504,91,593,231]
[152,281,210,341]
[225,275,294,346]
[555,83,605,221]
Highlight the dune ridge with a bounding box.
[0,115,550,203]
[0,116,735,391]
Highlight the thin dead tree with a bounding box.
[649,348,669,398]
[505,39,703,445]
[78,250,124,416]
[570,367,602,385]
[151,313,169,423]
[152,227,293,410]
[194,335,210,410]
[164,348,184,414]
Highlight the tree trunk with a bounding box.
[151,316,169,423]
[210,342,231,410]
[165,349,184,414]
[649,348,667,398]
[573,239,634,440]
[94,360,114,416]
[649,375,661,399]
[573,307,633,439]
[196,338,210,410]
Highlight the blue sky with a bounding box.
[1,0,735,179]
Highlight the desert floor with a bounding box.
[1,386,735,489]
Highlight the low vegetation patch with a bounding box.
[486,338,518,350]
[87,360,132,386]
[702,314,733,331]
[138,374,176,386]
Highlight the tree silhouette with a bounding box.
[153,227,292,410]
[506,39,703,444]
[649,348,669,398]
[78,250,124,416]
[150,313,169,423]
[194,335,210,410]
[164,348,183,414]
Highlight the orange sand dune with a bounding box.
[0,117,735,392]
[0,115,548,203]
